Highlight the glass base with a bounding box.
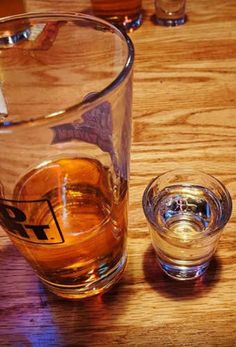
[111,13,143,33]
[159,259,210,280]
[0,28,31,46]
[155,15,186,27]
[40,253,127,299]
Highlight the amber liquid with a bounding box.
[91,0,142,27]
[0,0,26,17]
[0,0,28,37]
[11,157,128,295]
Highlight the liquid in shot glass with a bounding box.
[142,169,232,280]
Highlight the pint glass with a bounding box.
[0,13,134,299]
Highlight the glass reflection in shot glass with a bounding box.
[142,169,232,281]
[154,0,187,26]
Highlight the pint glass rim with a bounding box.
[0,12,134,127]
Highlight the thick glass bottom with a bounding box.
[158,258,210,281]
[40,253,127,299]
[122,13,143,32]
[155,15,186,27]
[110,13,143,32]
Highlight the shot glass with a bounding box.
[154,0,187,26]
[142,169,232,280]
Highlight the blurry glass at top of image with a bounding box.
[154,0,187,26]
[91,0,143,32]
[0,0,28,36]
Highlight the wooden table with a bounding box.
[1,1,236,346]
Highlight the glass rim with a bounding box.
[142,169,232,240]
[0,12,134,127]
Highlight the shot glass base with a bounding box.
[158,259,210,281]
[40,253,127,300]
[154,15,187,27]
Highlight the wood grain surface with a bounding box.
[0,0,236,346]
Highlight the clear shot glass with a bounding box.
[154,0,187,26]
[142,169,232,280]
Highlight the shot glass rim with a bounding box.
[0,11,134,127]
[142,168,232,240]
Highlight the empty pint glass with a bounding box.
[0,13,134,299]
